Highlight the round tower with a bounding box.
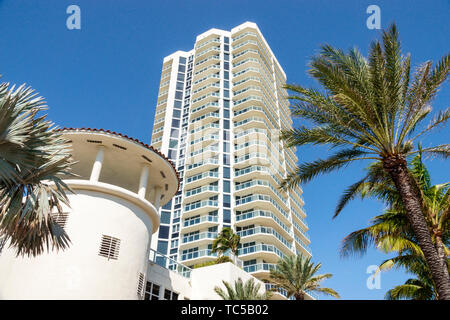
[0,128,178,299]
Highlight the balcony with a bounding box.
[188,133,220,152]
[180,231,218,249]
[234,165,271,183]
[237,243,285,263]
[243,263,276,278]
[185,171,219,189]
[184,184,219,203]
[234,152,271,169]
[237,226,294,253]
[180,248,217,265]
[235,210,293,240]
[183,199,219,218]
[182,214,219,233]
[189,112,220,131]
[185,158,219,176]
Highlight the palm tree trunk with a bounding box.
[294,292,305,300]
[383,155,450,300]
[435,235,447,268]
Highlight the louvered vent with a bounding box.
[52,212,70,229]
[98,235,121,260]
[137,273,145,299]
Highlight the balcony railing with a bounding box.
[243,263,276,273]
[184,200,218,213]
[182,231,218,244]
[237,243,285,259]
[183,215,219,228]
[149,248,192,278]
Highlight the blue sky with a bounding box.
[0,0,448,299]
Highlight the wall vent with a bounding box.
[52,212,70,229]
[98,235,121,260]
[160,171,166,178]
[137,273,145,299]
[165,184,168,191]
[142,155,153,163]
[87,139,102,144]
[113,143,127,150]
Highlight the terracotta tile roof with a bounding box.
[56,127,180,192]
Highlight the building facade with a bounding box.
[150,22,311,284]
[0,128,179,299]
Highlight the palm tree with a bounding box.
[280,23,450,298]
[341,153,449,299]
[268,255,340,300]
[0,79,73,257]
[382,254,441,300]
[214,277,272,300]
[211,227,240,264]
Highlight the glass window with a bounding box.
[161,211,171,224]
[224,109,230,119]
[223,209,231,223]
[162,200,172,210]
[173,109,181,119]
[173,100,182,109]
[224,53,229,61]
[224,71,229,80]
[223,130,229,141]
[223,195,230,208]
[168,149,177,160]
[224,44,229,52]
[224,80,229,89]
[179,57,186,64]
[172,119,180,127]
[178,65,185,72]
[223,180,230,193]
[224,62,229,70]
[224,167,230,179]
[175,91,183,100]
[177,73,185,81]
[158,227,169,240]
[169,139,178,148]
[224,119,230,129]
[170,128,179,138]
[145,282,160,300]
[224,90,229,98]
[223,142,230,153]
[176,81,184,90]
[224,37,229,44]
[223,154,230,165]
[157,240,168,254]
[224,100,230,108]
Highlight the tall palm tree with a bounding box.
[341,153,449,299]
[214,277,272,300]
[280,23,450,298]
[211,227,240,264]
[269,255,340,300]
[0,79,73,257]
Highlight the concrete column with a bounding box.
[138,165,150,199]
[154,187,163,210]
[90,146,105,182]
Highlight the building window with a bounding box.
[223,209,231,223]
[223,180,230,193]
[157,240,168,255]
[98,235,121,260]
[223,195,231,208]
[159,226,170,239]
[144,281,160,300]
[224,167,230,179]
[164,289,179,300]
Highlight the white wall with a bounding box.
[0,188,154,300]
[146,262,192,300]
[190,262,266,300]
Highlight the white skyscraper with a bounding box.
[150,22,311,284]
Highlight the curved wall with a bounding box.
[0,187,154,300]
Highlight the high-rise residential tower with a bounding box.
[150,22,311,283]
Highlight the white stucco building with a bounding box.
[0,128,180,299]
